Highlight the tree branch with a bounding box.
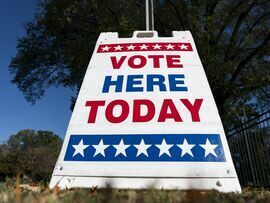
[214,0,246,43]
[206,0,220,15]
[166,0,187,30]
[155,14,170,36]
[221,31,270,101]
[260,87,270,99]
[230,31,270,83]
[224,0,257,60]
[237,12,270,48]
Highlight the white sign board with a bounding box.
[50,31,241,192]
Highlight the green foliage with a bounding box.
[0,145,13,178]
[0,130,62,181]
[9,0,270,128]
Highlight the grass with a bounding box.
[1,182,270,203]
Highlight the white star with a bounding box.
[127,44,136,50]
[113,139,130,157]
[166,44,174,50]
[179,44,188,50]
[155,139,173,157]
[92,139,109,157]
[101,46,110,51]
[177,139,195,157]
[140,44,148,50]
[134,139,152,157]
[153,44,161,49]
[200,139,219,157]
[72,139,89,157]
[114,45,123,51]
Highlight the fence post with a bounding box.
[242,119,257,186]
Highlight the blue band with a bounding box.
[64,134,226,162]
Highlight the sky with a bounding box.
[0,0,74,142]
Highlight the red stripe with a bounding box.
[97,42,193,53]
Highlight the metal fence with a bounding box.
[227,110,270,187]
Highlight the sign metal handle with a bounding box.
[145,0,154,31]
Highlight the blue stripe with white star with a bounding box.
[64,134,226,162]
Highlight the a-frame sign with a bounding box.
[50,31,241,192]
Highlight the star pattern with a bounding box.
[200,139,219,157]
[72,139,90,157]
[155,139,174,157]
[114,45,123,51]
[179,44,188,50]
[166,44,174,50]
[65,134,225,162]
[134,139,152,157]
[127,44,136,50]
[140,44,148,50]
[97,43,192,53]
[101,45,110,52]
[113,139,130,157]
[177,139,195,157]
[92,139,109,157]
[153,44,162,50]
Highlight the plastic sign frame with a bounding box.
[50,31,241,192]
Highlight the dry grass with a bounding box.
[1,182,270,203]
